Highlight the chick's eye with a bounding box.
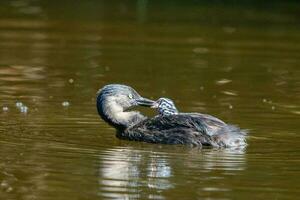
[128,94,133,99]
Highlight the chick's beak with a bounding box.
[136,97,155,107]
[151,102,159,108]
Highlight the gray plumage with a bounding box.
[96,84,247,148]
[122,113,246,148]
[96,84,154,130]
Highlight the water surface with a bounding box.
[0,1,300,199]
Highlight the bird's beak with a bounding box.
[151,102,159,108]
[136,97,155,107]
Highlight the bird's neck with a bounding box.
[98,100,146,130]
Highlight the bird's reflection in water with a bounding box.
[98,147,171,199]
[187,147,246,172]
[146,154,172,191]
[98,146,246,199]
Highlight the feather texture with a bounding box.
[120,113,247,147]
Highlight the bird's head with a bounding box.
[96,84,154,129]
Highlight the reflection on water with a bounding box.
[98,147,246,199]
[0,0,300,200]
[99,148,171,199]
[10,0,43,16]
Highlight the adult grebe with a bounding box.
[96,84,247,148]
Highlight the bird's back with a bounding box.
[119,113,247,147]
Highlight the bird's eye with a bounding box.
[128,94,133,99]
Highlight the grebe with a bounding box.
[96,84,247,148]
[154,98,178,116]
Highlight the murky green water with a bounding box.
[0,1,300,199]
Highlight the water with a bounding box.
[0,1,300,199]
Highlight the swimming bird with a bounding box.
[96,84,247,148]
[154,98,178,116]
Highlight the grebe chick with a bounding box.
[153,98,178,116]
